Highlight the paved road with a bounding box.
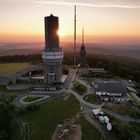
[13,91,67,107]
[13,68,75,107]
[71,89,140,123]
[64,68,75,90]
[71,90,105,108]
[71,73,140,124]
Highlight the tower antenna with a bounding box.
[82,26,84,45]
[74,5,76,68]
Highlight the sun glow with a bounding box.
[57,30,65,36]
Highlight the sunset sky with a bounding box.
[1,0,140,44]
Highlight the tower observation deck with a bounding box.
[42,14,63,84]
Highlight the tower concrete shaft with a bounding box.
[42,14,63,84]
[44,14,59,50]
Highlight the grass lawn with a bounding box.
[23,96,42,102]
[104,101,140,119]
[0,63,34,73]
[23,95,101,140]
[128,92,140,107]
[129,122,140,134]
[23,95,80,140]
[108,101,140,119]
[118,105,140,119]
[83,94,101,105]
[118,103,133,115]
[76,116,101,140]
[107,117,139,140]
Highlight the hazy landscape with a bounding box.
[0,42,140,60]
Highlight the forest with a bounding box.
[0,53,140,82]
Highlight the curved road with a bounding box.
[13,90,67,107]
[70,74,140,123]
[71,90,140,123]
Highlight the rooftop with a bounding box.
[94,81,127,95]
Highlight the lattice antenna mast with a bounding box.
[74,5,77,68]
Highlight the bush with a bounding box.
[112,121,135,140]
[72,82,87,95]
[83,94,101,104]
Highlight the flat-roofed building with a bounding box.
[94,81,128,102]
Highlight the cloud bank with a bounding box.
[34,0,140,9]
[1,0,140,9]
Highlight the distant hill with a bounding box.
[0,42,140,60]
[62,42,140,60]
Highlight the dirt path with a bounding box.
[52,125,82,140]
[83,110,106,138]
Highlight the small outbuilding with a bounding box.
[99,116,105,124]
[104,116,109,123]
[92,109,101,116]
[107,123,112,131]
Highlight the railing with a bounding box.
[42,49,63,60]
